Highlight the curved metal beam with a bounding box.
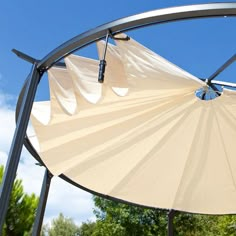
[15,78,45,164]
[38,3,236,71]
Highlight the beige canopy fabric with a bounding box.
[30,34,236,214]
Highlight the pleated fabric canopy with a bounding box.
[30,34,236,214]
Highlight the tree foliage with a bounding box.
[92,196,167,236]
[77,196,236,236]
[0,165,38,236]
[78,221,97,236]
[44,213,80,236]
[41,195,236,236]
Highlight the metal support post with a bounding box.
[0,63,41,234]
[168,209,175,236]
[32,169,53,236]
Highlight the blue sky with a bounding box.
[0,0,236,225]
[1,0,235,96]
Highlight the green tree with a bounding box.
[78,221,97,236]
[0,165,38,236]
[91,196,236,236]
[46,213,80,236]
[216,215,236,236]
[173,213,218,236]
[174,213,236,236]
[42,196,236,236]
[92,196,167,236]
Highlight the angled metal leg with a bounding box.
[168,209,175,236]
[0,64,41,234]
[32,169,53,236]
[208,53,236,83]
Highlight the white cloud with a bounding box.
[0,91,94,226]
[0,91,15,108]
[0,106,16,152]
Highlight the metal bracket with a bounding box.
[12,49,38,64]
[110,32,130,41]
[12,49,66,68]
[106,29,130,41]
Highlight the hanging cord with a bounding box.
[98,32,110,83]
[98,31,130,83]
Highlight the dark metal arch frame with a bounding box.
[39,2,236,70]
[1,3,236,236]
